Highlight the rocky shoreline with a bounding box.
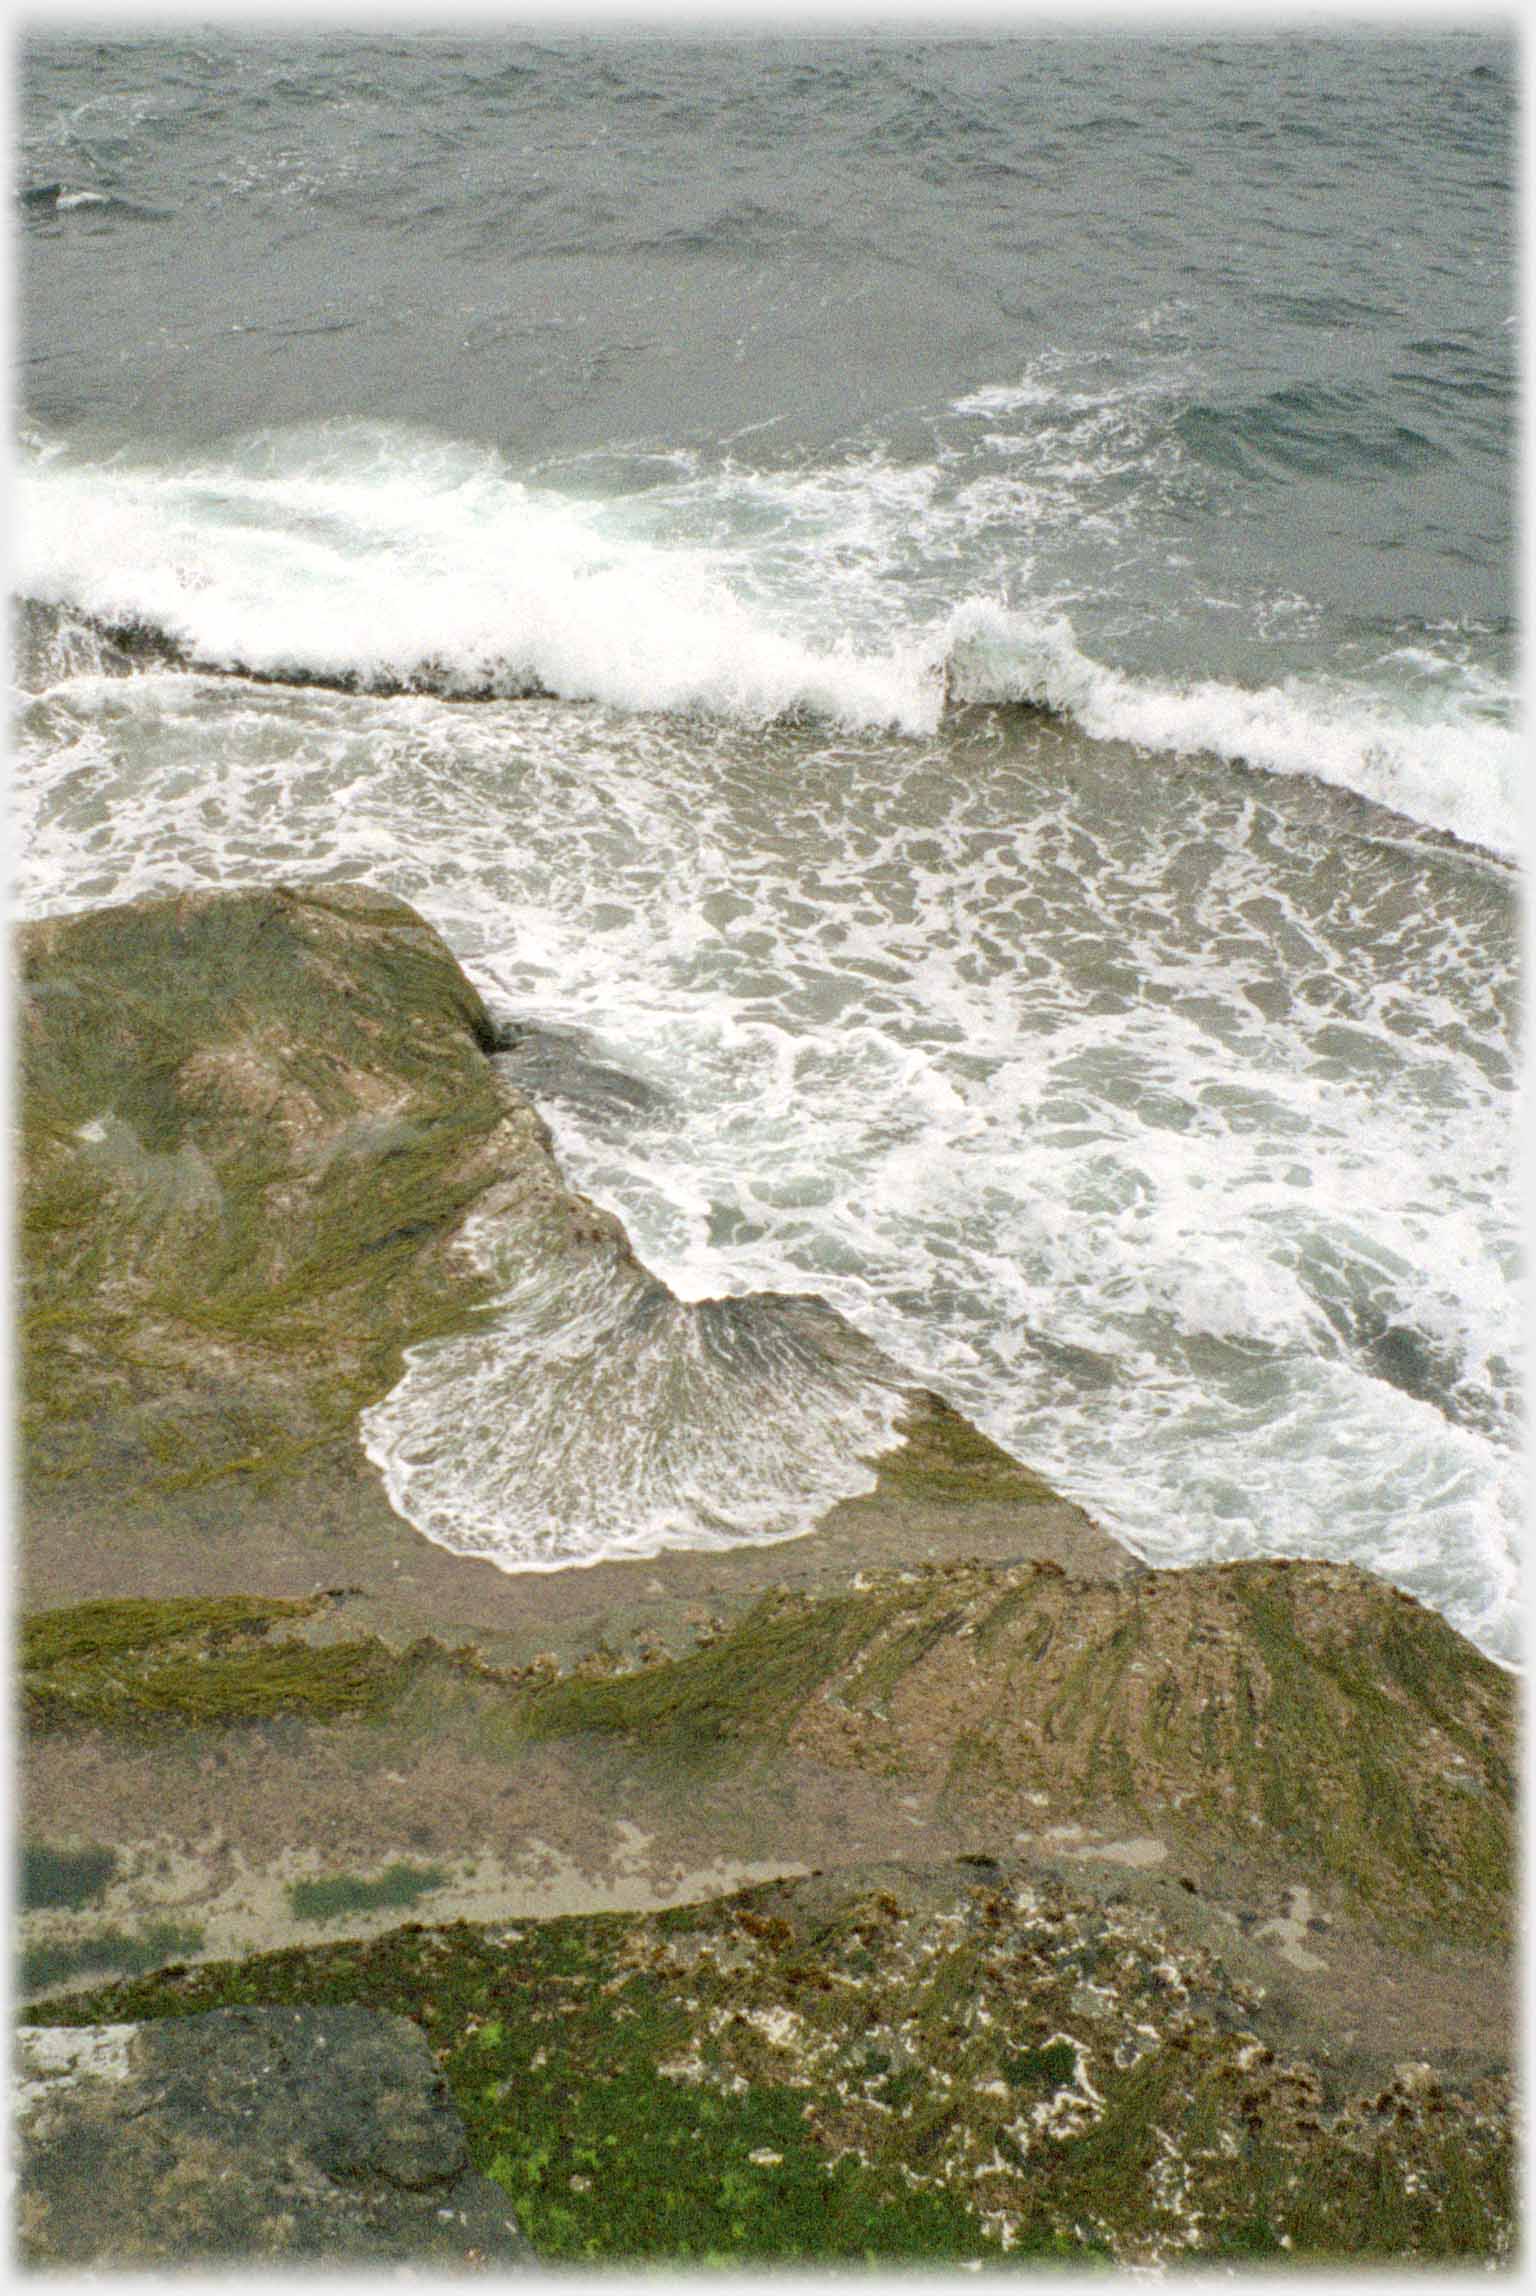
[14,884,1516,2268]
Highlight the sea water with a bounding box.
[13,27,1520,1660]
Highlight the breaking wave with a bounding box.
[16,420,1520,857]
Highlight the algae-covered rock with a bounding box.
[18,882,1116,1606]
[25,1869,1513,2268]
[19,1591,472,1734]
[15,2005,535,2266]
[18,881,604,1497]
[11,882,1513,2273]
[523,1554,1514,1941]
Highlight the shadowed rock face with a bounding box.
[15,2005,535,2266]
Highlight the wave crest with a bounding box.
[15,429,943,731]
[16,424,1518,855]
[943,600,1519,859]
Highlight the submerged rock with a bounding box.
[15,2004,534,2266]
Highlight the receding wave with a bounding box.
[359,1227,906,1571]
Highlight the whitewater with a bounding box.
[17,425,1521,859]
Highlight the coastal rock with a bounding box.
[19,882,1126,1636]
[18,880,595,1495]
[19,1865,1514,2268]
[15,2004,535,2266]
[515,1551,1515,1943]
[11,886,1515,2270]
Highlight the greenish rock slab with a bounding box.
[15,2004,535,2266]
[520,1553,1514,1943]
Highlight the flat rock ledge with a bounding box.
[14,2005,536,2268]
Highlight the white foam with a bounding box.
[12,419,1521,1655]
[944,600,1522,859]
[12,675,1520,1656]
[359,1233,904,1572]
[17,423,1517,858]
[16,427,941,734]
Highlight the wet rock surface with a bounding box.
[18,883,1126,1649]
[15,2004,534,2266]
[13,886,1517,2267]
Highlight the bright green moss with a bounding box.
[23,1915,996,2264]
[22,1879,1511,2269]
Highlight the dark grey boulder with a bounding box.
[16,2005,536,2267]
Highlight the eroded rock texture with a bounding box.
[15,2004,534,2266]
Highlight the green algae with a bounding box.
[20,1919,204,1994]
[576,1557,1513,1942]
[23,1871,1511,2268]
[19,1844,118,1912]
[18,885,533,1498]
[22,1560,1511,1945]
[22,1595,319,1672]
[521,1588,889,1759]
[288,1863,449,1922]
[21,1594,446,1735]
[841,1602,968,1710]
[841,1391,1066,1511]
[1006,2039,1079,2090]
[1225,1574,1513,1940]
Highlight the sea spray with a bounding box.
[15,28,1516,1657]
[13,663,1520,1658]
